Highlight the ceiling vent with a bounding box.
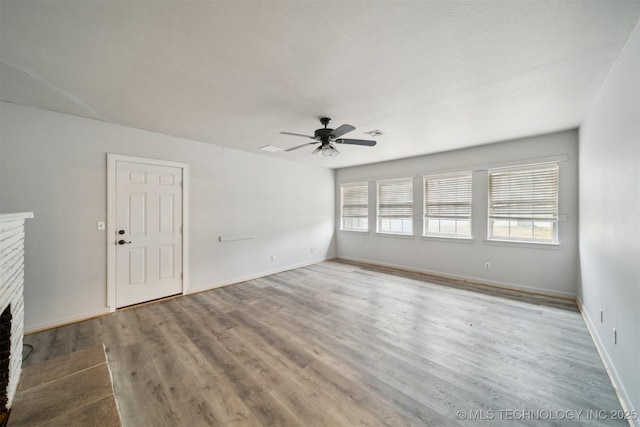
[364,129,384,137]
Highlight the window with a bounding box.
[340,182,368,231]
[488,163,559,243]
[424,173,472,238]
[377,178,413,235]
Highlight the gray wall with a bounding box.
[579,23,639,420]
[336,130,579,297]
[0,102,336,331]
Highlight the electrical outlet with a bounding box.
[484,262,491,270]
[310,248,314,254]
[97,221,106,231]
[271,255,276,262]
[600,309,603,323]
[613,328,617,345]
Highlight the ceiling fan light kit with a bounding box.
[280,117,377,157]
[314,145,340,157]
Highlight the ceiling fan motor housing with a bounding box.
[314,128,334,144]
[315,117,334,145]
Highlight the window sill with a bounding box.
[485,239,561,250]
[421,235,474,244]
[375,232,415,239]
[339,229,369,235]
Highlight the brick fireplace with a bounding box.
[0,212,33,423]
[0,306,12,419]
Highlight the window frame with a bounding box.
[340,182,369,232]
[423,172,472,239]
[376,178,414,236]
[487,162,559,244]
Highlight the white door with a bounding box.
[115,161,183,308]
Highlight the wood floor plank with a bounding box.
[222,327,349,427]
[23,324,73,366]
[260,297,490,423]
[22,260,626,426]
[156,301,263,427]
[169,298,305,427]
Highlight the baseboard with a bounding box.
[24,307,111,334]
[337,256,576,299]
[577,298,638,427]
[186,256,336,296]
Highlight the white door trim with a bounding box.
[106,153,190,312]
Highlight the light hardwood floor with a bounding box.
[23,260,626,426]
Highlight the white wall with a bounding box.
[579,22,639,420]
[0,102,336,331]
[336,130,579,297]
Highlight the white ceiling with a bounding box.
[1,1,638,169]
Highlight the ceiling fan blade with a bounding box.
[335,138,377,147]
[329,124,355,139]
[285,142,318,152]
[280,132,316,140]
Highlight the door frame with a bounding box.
[106,153,190,312]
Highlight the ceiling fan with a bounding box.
[280,117,377,157]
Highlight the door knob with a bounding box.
[118,240,132,245]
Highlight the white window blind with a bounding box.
[377,178,413,234]
[488,163,559,243]
[341,183,368,231]
[424,173,472,237]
